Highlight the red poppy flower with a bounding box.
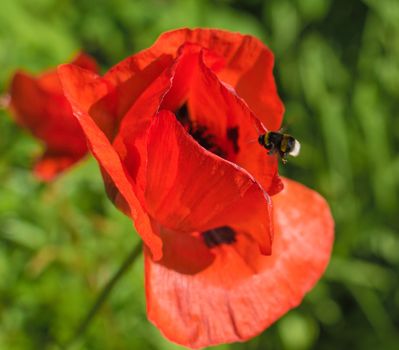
[58,29,334,348]
[8,53,98,181]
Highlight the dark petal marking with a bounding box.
[175,103,190,129]
[175,103,227,158]
[203,226,237,248]
[227,126,240,154]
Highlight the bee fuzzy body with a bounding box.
[258,131,300,164]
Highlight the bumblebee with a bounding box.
[258,131,300,164]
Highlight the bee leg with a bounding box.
[281,152,288,164]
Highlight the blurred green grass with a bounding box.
[1,0,399,349]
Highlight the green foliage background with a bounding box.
[1,0,398,349]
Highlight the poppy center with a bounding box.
[175,104,239,159]
[202,226,237,248]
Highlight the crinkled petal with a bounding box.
[145,178,334,348]
[111,55,175,194]
[56,64,116,138]
[145,110,273,255]
[114,28,284,130]
[107,55,173,128]
[160,43,204,112]
[187,51,282,195]
[38,52,98,94]
[58,64,163,261]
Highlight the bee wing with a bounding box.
[242,112,267,144]
[251,116,267,135]
[279,114,300,133]
[246,138,258,145]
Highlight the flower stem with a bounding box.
[64,241,142,349]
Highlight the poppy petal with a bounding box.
[145,110,273,255]
[187,52,281,194]
[160,43,204,112]
[58,64,163,261]
[71,52,99,72]
[37,52,98,94]
[118,28,284,130]
[145,178,334,348]
[106,54,174,128]
[9,71,88,180]
[10,71,51,132]
[111,55,175,192]
[56,64,116,138]
[34,152,84,182]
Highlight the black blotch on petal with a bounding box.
[175,103,227,158]
[227,126,239,154]
[203,226,237,248]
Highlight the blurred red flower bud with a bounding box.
[58,29,334,348]
[8,53,98,181]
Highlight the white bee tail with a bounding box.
[289,140,301,157]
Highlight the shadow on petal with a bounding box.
[156,228,215,275]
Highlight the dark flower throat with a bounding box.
[202,226,237,248]
[175,104,239,159]
[175,105,239,248]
